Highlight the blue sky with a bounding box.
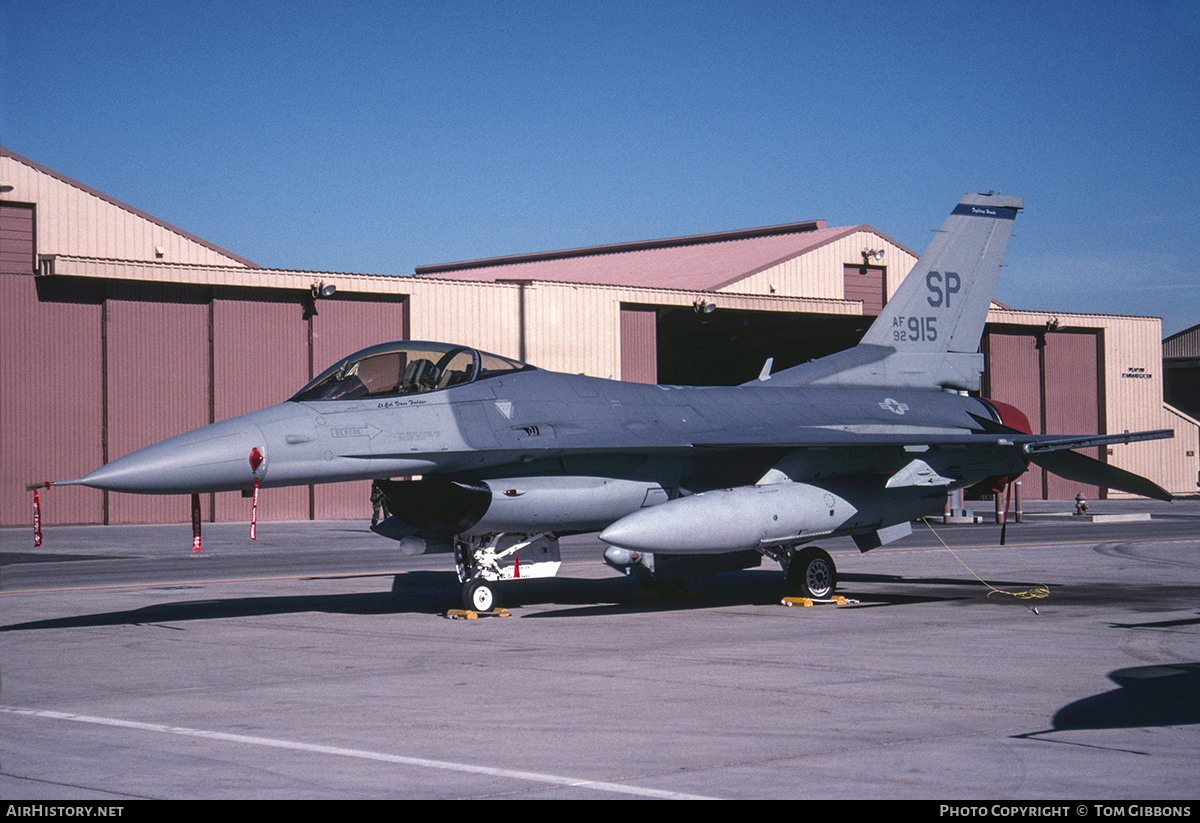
[3,0,1198,334]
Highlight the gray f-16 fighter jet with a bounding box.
[60,193,1172,611]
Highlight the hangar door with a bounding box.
[620,305,658,384]
[0,202,34,274]
[982,329,1103,500]
[646,305,874,387]
[843,264,886,315]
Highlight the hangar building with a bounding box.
[2,147,1195,527]
[1164,324,1200,421]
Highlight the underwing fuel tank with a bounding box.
[598,480,946,554]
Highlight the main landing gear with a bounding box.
[773,545,837,600]
[454,533,562,612]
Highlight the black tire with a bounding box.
[463,579,497,612]
[787,547,837,599]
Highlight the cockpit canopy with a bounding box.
[290,341,534,402]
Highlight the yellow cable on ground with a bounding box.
[919,517,1049,607]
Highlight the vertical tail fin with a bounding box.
[768,192,1023,391]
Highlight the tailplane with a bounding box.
[768,192,1023,391]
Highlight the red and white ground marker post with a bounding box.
[32,486,44,548]
[248,447,263,540]
[26,481,51,547]
[191,493,202,553]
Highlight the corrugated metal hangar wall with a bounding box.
[1,268,407,525]
[2,148,1196,527]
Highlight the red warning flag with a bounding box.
[249,448,263,540]
[33,488,42,548]
[250,477,260,540]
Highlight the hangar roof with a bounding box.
[0,147,259,269]
[1164,323,1200,359]
[414,220,912,292]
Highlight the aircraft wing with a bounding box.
[410,422,1174,503]
[1017,430,1176,454]
[963,415,1175,501]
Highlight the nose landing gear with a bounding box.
[454,533,562,612]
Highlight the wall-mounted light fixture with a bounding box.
[303,282,337,319]
[861,249,885,265]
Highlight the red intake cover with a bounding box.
[975,397,1033,493]
[979,398,1032,434]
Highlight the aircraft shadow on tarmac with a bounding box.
[0,568,1037,631]
[515,571,1031,617]
[1017,661,1200,747]
[0,571,461,631]
[0,551,133,566]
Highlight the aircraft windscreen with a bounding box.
[290,342,533,402]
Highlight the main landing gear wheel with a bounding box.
[787,547,837,599]
[463,579,497,612]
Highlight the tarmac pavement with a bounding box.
[2,498,1198,799]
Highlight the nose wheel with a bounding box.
[463,578,497,612]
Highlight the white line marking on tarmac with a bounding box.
[1,705,713,799]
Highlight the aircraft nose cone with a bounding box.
[69,416,268,494]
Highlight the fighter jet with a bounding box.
[58,193,1173,611]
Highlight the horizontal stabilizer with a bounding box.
[1027,448,1173,502]
[967,413,1173,500]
